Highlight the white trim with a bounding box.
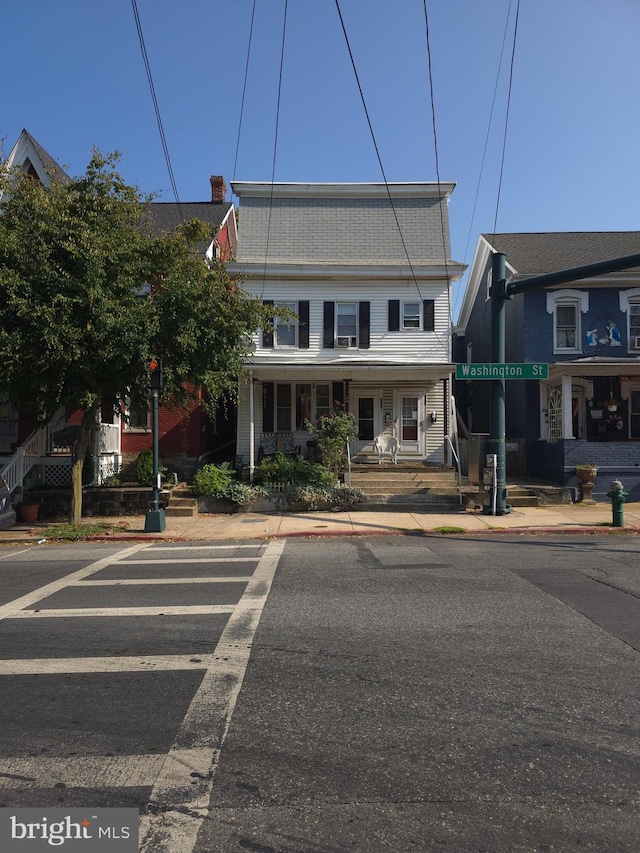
[228,261,465,281]
[231,181,456,199]
[546,289,588,354]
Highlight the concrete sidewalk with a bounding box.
[1,500,639,543]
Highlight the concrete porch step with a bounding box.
[165,486,198,518]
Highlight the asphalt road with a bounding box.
[0,535,639,852]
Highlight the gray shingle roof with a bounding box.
[148,201,233,237]
[22,130,71,185]
[483,232,640,276]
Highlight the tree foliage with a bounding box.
[0,151,271,521]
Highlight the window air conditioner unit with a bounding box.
[336,336,354,348]
[633,336,640,349]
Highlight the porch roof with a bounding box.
[245,362,454,381]
[548,356,640,380]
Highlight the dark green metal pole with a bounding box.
[144,387,166,533]
[484,252,511,515]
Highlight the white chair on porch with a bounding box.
[373,434,399,464]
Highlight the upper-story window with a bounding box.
[262,300,309,349]
[336,302,358,347]
[546,290,588,354]
[274,301,297,348]
[619,289,640,351]
[402,301,421,329]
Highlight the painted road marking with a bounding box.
[139,544,262,551]
[10,605,236,618]
[0,754,166,788]
[0,655,214,675]
[74,576,254,585]
[118,556,258,564]
[139,539,285,853]
[0,542,151,621]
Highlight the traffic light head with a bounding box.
[150,357,163,391]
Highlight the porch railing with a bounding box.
[447,394,464,505]
[0,429,47,496]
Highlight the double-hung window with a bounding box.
[546,290,587,354]
[336,302,358,348]
[619,289,640,351]
[402,301,421,329]
[274,301,297,348]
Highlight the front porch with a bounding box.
[536,358,640,501]
[0,422,122,499]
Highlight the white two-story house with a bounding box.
[228,181,466,474]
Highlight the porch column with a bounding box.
[249,372,255,482]
[562,374,574,439]
[539,382,548,440]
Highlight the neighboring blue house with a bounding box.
[455,232,640,500]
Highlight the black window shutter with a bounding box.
[388,300,400,331]
[262,300,274,348]
[323,302,335,348]
[298,301,309,349]
[423,299,435,331]
[262,382,274,431]
[359,301,370,349]
[332,382,344,408]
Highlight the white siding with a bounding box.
[246,280,450,364]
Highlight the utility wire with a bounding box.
[451,0,514,324]
[232,0,257,189]
[492,0,521,240]
[260,0,288,300]
[422,0,452,340]
[131,0,184,221]
[334,0,450,362]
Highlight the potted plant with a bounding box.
[575,465,598,504]
[16,498,41,523]
[575,464,598,483]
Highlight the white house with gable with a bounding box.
[228,181,466,474]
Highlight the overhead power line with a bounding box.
[422,0,452,333]
[130,0,184,221]
[261,0,289,299]
[233,0,257,188]
[334,0,451,361]
[492,0,521,240]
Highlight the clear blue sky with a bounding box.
[4,0,640,318]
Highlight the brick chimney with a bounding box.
[210,175,227,203]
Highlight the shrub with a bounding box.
[286,484,364,511]
[135,449,167,486]
[192,463,267,508]
[305,402,358,477]
[191,462,235,497]
[254,454,336,486]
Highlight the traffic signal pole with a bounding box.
[486,250,640,516]
[145,358,166,533]
[485,252,510,514]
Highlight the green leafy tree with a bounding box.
[0,151,272,522]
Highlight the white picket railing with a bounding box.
[0,421,122,494]
[0,429,47,496]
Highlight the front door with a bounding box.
[352,392,381,455]
[395,392,423,455]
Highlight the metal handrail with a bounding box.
[448,395,463,504]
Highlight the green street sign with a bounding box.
[456,363,549,380]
